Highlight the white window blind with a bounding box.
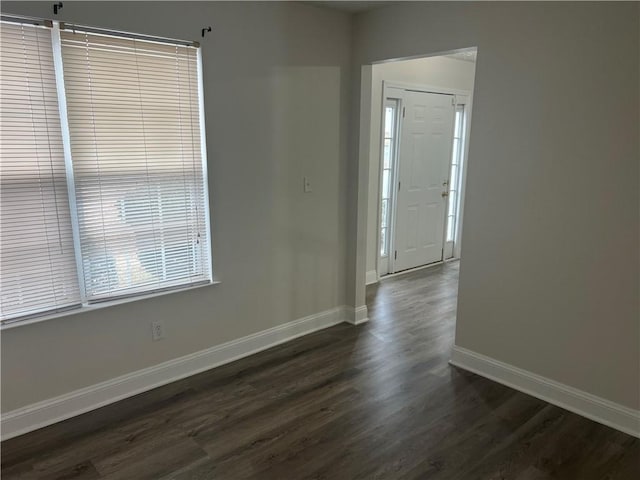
[0,21,81,321]
[59,29,210,301]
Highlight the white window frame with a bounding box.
[0,16,215,328]
[377,97,400,276]
[444,100,469,259]
[449,94,471,260]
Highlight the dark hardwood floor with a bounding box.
[2,261,639,479]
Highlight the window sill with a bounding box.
[0,280,221,331]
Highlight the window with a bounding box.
[380,99,398,258]
[0,17,212,324]
[446,104,465,244]
[0,20,81,320]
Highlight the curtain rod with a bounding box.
[0,13,200,48]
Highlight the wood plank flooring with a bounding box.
[2,262,639,479]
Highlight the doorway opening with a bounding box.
[364,49,477,283]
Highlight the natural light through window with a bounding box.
[380,101,398,257]
[446,105,465,243]
[0,17,212,324]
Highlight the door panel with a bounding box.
[393,90,454,272]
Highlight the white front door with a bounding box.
[393,90,454,272]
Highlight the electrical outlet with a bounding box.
[151,321,164,341]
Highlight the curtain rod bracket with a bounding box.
[201,26,211,38]
[53,2,63,15]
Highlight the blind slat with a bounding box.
[0,22,81,321]
[1,20,211,323]
[60,29,210,300]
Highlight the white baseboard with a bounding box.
[365,270,378,285]
[343,305,369,325]
[1,306,353,441]
[450,346,640,438]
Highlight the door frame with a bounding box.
[376,81,473,278]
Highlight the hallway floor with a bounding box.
[2,262,639,479]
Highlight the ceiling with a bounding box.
[304,1,395,13]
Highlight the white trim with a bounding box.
[365,270,378,285]
[343,305,369,325]
[378,255,389,277]
[450,346,640,438]
[1,306,352,440]
[381,259,453,280]
[196,46,214,283]
[384,81,471,99]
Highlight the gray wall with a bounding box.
[1,1,352,411]
[351,1,639,409]
[2,1,638,416]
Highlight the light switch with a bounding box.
[303,176,312,193]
